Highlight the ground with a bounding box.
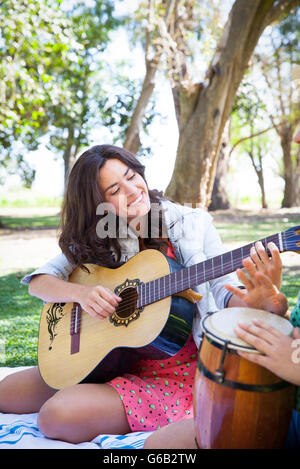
[0,207,60,276]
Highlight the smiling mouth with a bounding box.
[128,193,143,207]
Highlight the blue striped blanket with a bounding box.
[0,367,152,449]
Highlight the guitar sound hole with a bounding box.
[116,287,138,319]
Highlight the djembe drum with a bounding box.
[193,308,295,449]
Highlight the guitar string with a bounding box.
[68,234,299,320]
[108,234,297,312]
[88,235,298,317]
[82,237,299,317]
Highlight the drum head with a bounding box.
[201,307,294,353]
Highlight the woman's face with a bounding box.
[99,158,151,221]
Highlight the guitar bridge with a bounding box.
[110,278,144,327]
[70,302,82,354]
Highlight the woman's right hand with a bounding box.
[235,320,300,386]
[78,285,122,319]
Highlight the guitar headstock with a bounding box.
[283,225,300,254]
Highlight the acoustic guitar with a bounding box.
[38,225,300,389]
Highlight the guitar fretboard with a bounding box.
[137,232,283,308]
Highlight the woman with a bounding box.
[0,144,287,444]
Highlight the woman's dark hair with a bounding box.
[59,144,169,269]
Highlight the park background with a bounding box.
[0,0,299,366]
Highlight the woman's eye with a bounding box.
[111,173,135,195]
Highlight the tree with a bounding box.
[254,12,300,207]
[208,121,231,211]
[0,0,73,186]
[0,0,121,187]
[99,73,157,157]
[163,0,299,207]
[239,134,273,209]
[45,0,121,184]
[123,0,223,156]
[123,0,185,154]
[230,80,273,209]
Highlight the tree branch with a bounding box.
[229,126,273,156]
[263,0,300,28]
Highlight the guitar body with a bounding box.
[38,249,195,390]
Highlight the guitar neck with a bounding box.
[137,231,284,308]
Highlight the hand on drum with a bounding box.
[225,241,288,316]
[235,319,300,386]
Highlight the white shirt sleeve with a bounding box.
[20,252,75,285]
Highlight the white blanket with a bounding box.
[0,367,152,449]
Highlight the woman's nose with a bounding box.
[123,179,138,196]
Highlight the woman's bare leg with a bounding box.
[38,382,130,443]
[1,368,131,443]
[143,419,197,449]
[0,366,56,414]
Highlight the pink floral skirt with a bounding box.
[107,335,197,432]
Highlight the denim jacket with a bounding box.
[21,199,241,348]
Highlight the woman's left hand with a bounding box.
[225,242,288,315]
[235,319,300,386]
[248,241,282,289]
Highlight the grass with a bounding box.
[0,215,299,367]
[216,218,300,244]
[0,214,60,230]
[0,189,62,208]
[0,271,43,366]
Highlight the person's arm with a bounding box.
[235,319,300,386]
[22,252,121,319]
[29,273,122,320]
[29,273,86,303]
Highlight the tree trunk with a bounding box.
[63,128,77,187]
[249,152,268,209]
[164,0,299,207]
[281,126,295,207]
[123,56,161,154]
[294,146,300,205]
[123,0,176,154]
[209,121,231,211]
[258,170,268,209]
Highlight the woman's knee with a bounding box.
[38,385,88,442]
[38,382,130,442]
[38,395,70,440]
[0,375,13,412]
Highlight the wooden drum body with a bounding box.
[194,308,295,449]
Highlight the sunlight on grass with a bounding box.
[0,188,62,208]
[216,219,300,243]
[0,214,60,229]
[0,271,42,366]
